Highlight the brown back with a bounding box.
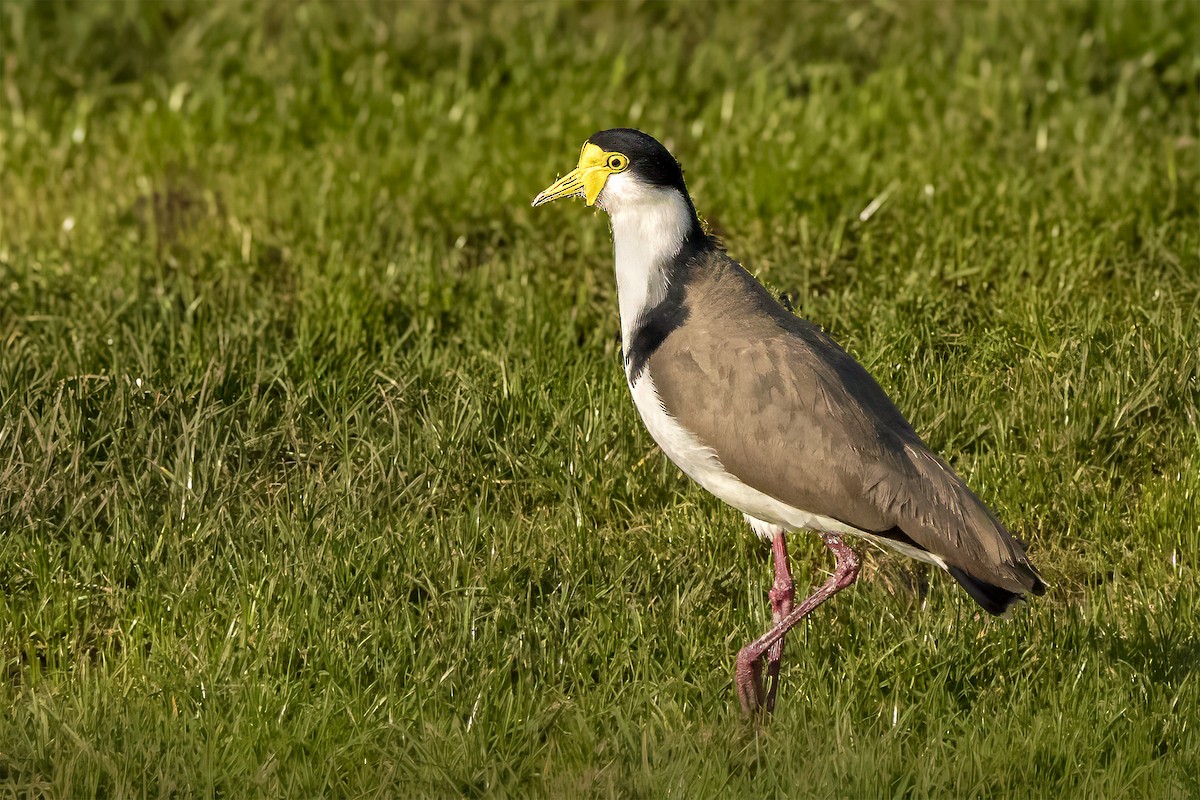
[648,252,1043,593]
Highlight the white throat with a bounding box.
[598,173,694,350]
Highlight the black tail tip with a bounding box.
[947,565,1044,616]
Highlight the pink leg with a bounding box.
[735,533,860,717]
[763,531,795,713]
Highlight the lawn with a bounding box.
[1,0,1198,796]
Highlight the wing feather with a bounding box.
[649,253,1044,594]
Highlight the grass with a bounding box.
[1,0,1198,795]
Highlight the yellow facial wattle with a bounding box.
[532,143,630,207]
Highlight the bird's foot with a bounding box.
[734,533,862,718]
[734,645,765,716]
[763,533,795,713]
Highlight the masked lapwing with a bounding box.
[533,128,1046,716]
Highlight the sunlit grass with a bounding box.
[1,0,1198,795]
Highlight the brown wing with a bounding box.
[649,254,1043,595]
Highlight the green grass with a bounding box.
[1,0,1198,796]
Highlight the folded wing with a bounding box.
[649,255,1045,605]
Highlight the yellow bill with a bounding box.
[532,143,629,207]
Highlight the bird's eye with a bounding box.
[607,154,628,171]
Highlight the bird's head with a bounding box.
[532,128,690,215]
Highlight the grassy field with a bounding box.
[2,0,1198,796]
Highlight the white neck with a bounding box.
[598,174,694,349]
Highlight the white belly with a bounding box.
[627,373,947,568]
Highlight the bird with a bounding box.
[532,128,1046,716]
